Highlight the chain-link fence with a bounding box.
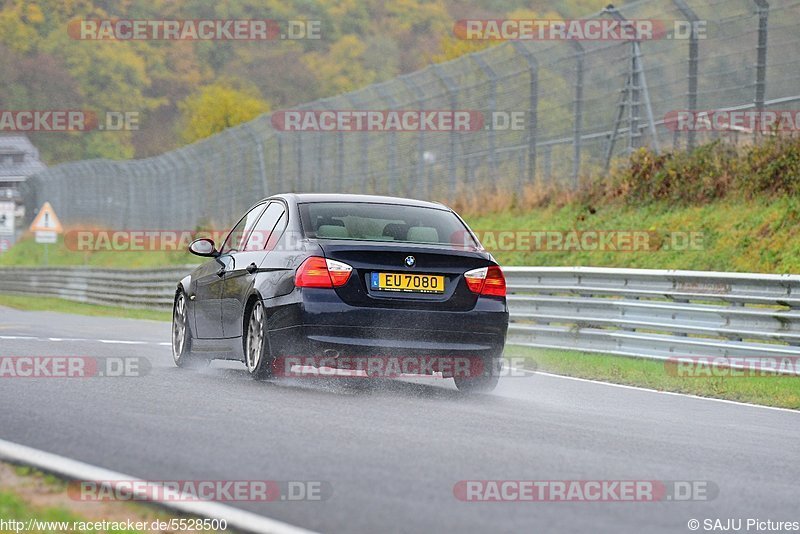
[22,0,800,230]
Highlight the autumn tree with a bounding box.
[178,83,270,143]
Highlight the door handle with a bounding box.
[246,262,258,274]
[216,267,225,277]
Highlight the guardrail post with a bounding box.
[470,54,499,183]
[672,0,700,151]
[753,0,770,141]
[512,42,538,189]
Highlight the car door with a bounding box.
[221,201,286,338]
[192,258,227,339]
[196,202,266,339]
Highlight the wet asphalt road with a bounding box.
[0,306,798,533]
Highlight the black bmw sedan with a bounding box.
[172,193,509,392]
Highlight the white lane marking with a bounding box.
[519,369,800,415]
[2,334,168,347]
[9,335,797,414]
[0,438,318,534]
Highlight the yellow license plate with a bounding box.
[371,272,445,294]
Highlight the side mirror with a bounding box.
[189,238,219,257]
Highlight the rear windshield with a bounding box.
[298,202,479,247]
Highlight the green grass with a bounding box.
[0,463,233,533]
[0,294,171,322]
[507,346,800,410]
[0,234,200,269]
[2,197,799,273]
[468,196,800,273]
[0,491,144,534]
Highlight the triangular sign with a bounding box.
[29,202,63,233]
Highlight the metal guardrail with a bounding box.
[0,267,191,310]
[1,266,799,366]
[505,267,800,363]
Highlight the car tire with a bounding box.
[245,300,275,380]
[172,291,207,368]
[453,355,500,393]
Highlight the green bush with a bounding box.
[599,136,800,205]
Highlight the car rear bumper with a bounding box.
[266,288,508,358]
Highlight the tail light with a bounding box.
[464,265,506,297]
[295,256,353,288]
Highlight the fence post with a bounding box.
[243,123,269,197]
[543,145,552,183]
[346,92,370,191]
[400,74,428,198]
[606,5,659,155]
[568,40,585,187]
[375,83,399,195]
[673,0,700,151]
[432,64,459,198]
[337,130,344,193]
[295,133,303,191]
[276,133,284,193]
[315,100,330,192]
[511,41,538,189]
[177,153,191,227]
[470,54,498,184]
[753,0,770,141]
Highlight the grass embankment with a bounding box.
[460,136,800,273]
[468,196,800,272]
[0,463,229,533]
[0,235,199,269]
[3,197,799,273]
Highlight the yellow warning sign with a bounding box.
[29,202,63,233]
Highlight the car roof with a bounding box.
[273,193,450,210]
